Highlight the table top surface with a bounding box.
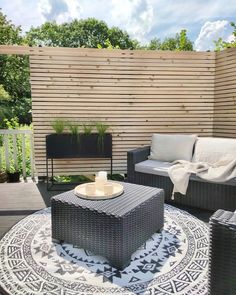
[52,182,163,217]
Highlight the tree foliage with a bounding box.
[0,10,23,45]
[215,22,236,51]
[0,84,10,100]
[147,29,193,51]
[0,10,30,100]
[26,18,136,49]
[0,85,11,128]
[0,10,31,125]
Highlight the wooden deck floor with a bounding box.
[0,182,212,239]
[0,181,63,239]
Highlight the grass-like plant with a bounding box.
[67,121,80,136]
[51,119,65,134]
[95,122,109,135]
[67,121,80,143]
[82,123,94,135]
[95,121,110,152]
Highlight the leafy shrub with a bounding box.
[11,97,32,125]
[0,118,32,176]
[54,175,91,183]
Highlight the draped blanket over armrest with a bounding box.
[169,158,236,196]
[168,137,236,197]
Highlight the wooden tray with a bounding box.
[74,181,124,200]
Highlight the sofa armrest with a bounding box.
[127,146,150,181]
[208,209,236,295]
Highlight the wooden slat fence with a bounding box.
[28,47,215,176]
[6,46,236,176]
[214,48,236,137]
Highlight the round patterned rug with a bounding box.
[0,205,209,295]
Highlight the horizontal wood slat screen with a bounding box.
[29,47,215,176]
[0,46,219,176]
[214,48,236,137]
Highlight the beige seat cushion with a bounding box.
[135,160,172,177]
[135,159,236,186]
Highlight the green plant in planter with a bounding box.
[6,162,21,182]
[82,123,94,135]
[67,121,80,142]
[95,121,110,152]
[51,119,65,134]
[6,165,19,174]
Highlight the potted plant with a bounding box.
[46,119,112,159]
[6,165,21,182]
[79,122,112,158]
[46,119,80,158]
[95,121,110,153]
[67,121,80,142]
[82,122,93,135]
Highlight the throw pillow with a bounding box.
[149,133,197,162]
[193,137,236,165]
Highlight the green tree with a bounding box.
[215,22,236,51]
[0,10,31,124]
[148,29,193,51]
[178,29,193,51]
[147,37,162,50]
[0,9,23,45]
[107,27,136,49]
[0,84,10,100]
[0,85,12,129]
[26,18,137,49]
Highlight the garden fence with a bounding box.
[0,129,35,179]
[0,46,236,176]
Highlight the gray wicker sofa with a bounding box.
[127,136,236,211]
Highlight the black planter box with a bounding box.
[46,133,112,159]
[7,172,20,183]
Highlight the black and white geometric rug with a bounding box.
[0,205,209,295]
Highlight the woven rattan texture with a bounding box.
[208,210,236,295]
[52,182,162,217]
[51,182,164,269]
[127,146,236,211]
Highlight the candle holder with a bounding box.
[74,181,123,200]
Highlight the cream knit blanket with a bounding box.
[168,158,236,199]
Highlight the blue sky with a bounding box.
[0,0,235,51]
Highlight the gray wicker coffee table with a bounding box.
[51,182,164,269]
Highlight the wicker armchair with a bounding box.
[209,210,236,295]
[127,146,236,211]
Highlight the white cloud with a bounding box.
[227,34,235,43]
[195,20,232,51]
[0,0,44,32]
[1,0,236,43]
[110,0,154,43]
[38,0,51,16]
[38,0,81,23]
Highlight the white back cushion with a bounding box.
[149,133,197,162]
[193,137,236,164]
